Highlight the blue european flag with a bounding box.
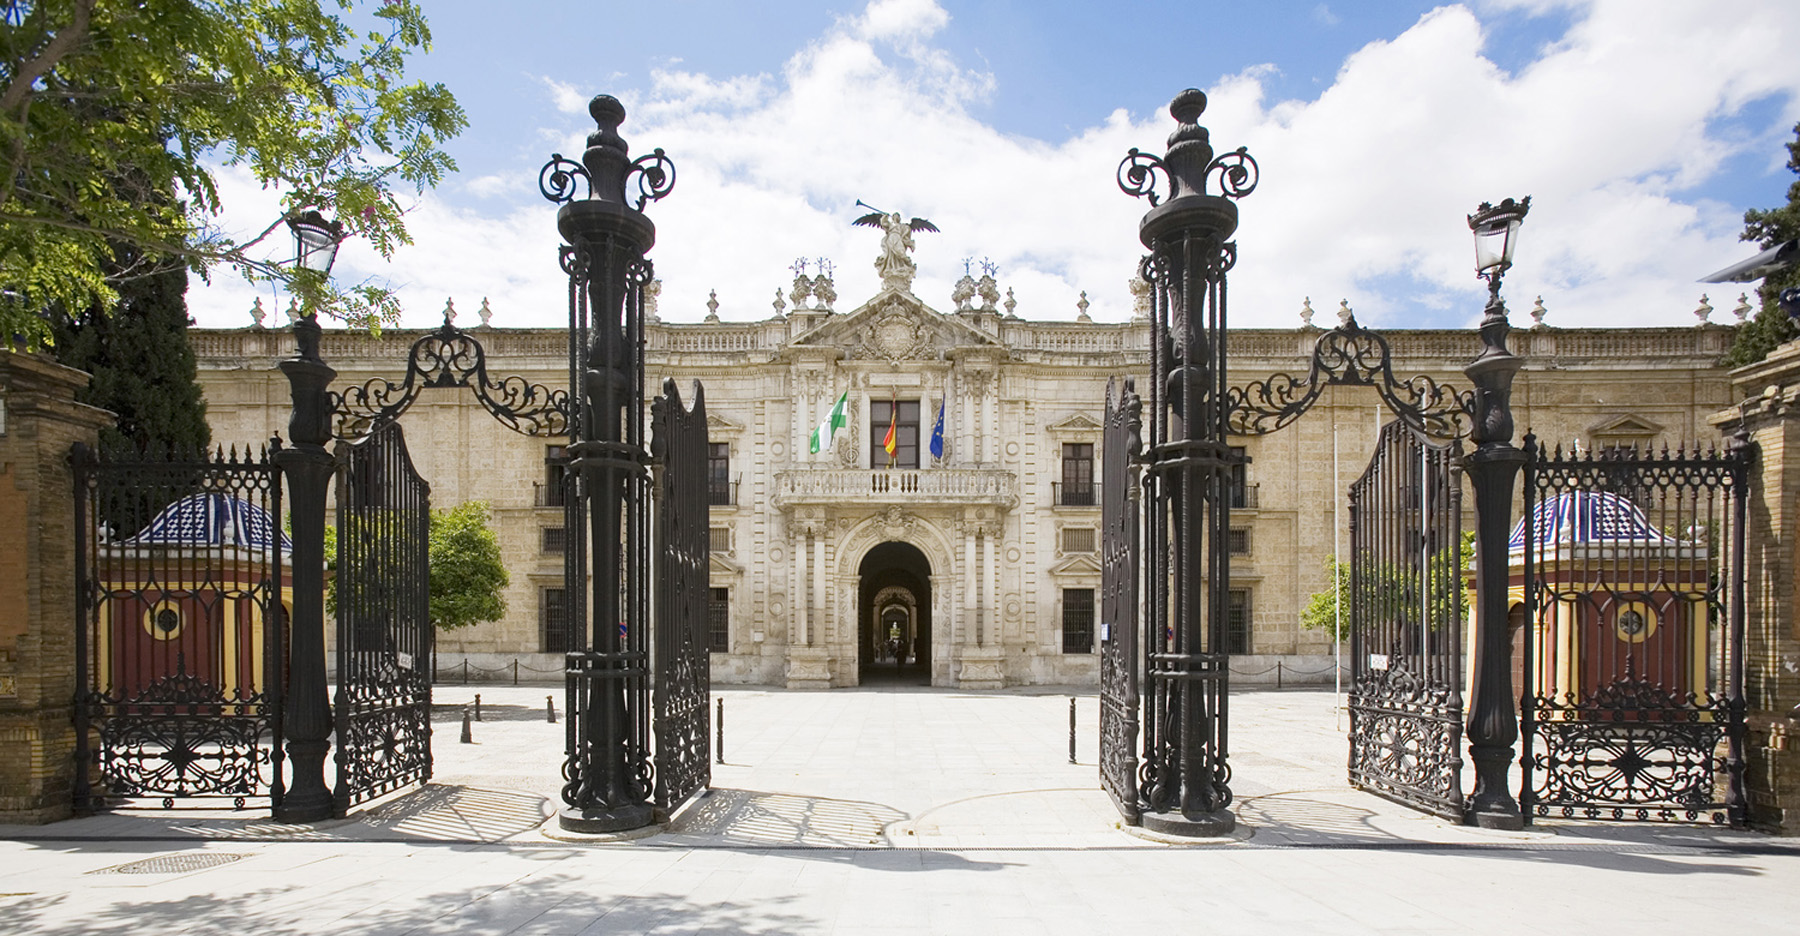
[929,398,945,460]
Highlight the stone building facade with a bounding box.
[189,274,1739,690]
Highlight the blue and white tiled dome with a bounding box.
[1508,490,1673,551]
[124,492,291,553]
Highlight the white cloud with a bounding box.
[1313,5,1342,27]
[184,0,1800,333]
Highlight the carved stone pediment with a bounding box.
[1588,413,1664,439]
[1048,554,1103,577]
[1046,412,1104,439]
[789,291,1001,361]
[706,411,745,438]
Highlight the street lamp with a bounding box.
[271,207,346,822]
[1460,194,1530,831]
[286,209,345,276]
[1468,196,1530,303]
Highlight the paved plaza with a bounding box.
[3,685,1798,934]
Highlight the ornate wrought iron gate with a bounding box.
[1098,378,1142,823]
[331,419,433,815]
[1346,420,1467,819]
[72,442,287,812]
[1519,439,1749,824]
[651,379,712,817]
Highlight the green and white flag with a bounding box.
[809,390,849,454]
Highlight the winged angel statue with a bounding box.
[853,200,938,290]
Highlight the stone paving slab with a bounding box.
[3,686,1798,934]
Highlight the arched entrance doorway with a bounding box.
[857,541,931,685]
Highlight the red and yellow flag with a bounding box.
[883,400,898,461]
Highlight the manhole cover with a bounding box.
[90,853,245,875]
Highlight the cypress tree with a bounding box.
[1723,123,1800,368]
[50,249,211,454]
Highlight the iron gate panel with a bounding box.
[1346,421,1466,820]
[651,378,711,816]
[1519,440,1748,824]
[332,419,433,815]
[1098,378,1143,823]
[71,442,287,812]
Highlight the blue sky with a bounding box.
[191,1,1800,331]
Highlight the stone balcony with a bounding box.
[771,467,1018,510]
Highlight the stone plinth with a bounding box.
[0,352,113,824]
[956,646,1005,690]
[786,646,834,690]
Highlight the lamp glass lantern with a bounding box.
[1468,197,1530,279]
[287,210,344,276]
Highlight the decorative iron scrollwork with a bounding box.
[330,321,570,438]
[1207,147,1259,200]
[539,153,591,204]
[1225,316,1475,440]
[1117,148,1169,206]
[629,149,676,211]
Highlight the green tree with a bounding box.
[324,500,509,632]
[0,1,466,347]
[49,248,209,452]
[427,500,508,631]
[1723,122,1800,368]
[1300,530,1474,642]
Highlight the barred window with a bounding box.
[708,587,730,652]
[709,527,731,554]
[541,587,571,654]
[1228,528,1250,555]
[542,527,566,553]
[1063,588,1095,654]
[1224,588,1251,655]
[1062,527,1096,553]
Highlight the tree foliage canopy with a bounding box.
[427,500,508,631]
[0,0,466,346]
[1723,122,1800,368]
[1299,530,1473,643]
[323,499,508,632]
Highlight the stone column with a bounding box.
[1713,340,1800,831]
[0,351,114,824]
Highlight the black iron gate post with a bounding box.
[542,94,675,833]
[1461,197,1531,830]
[273,316,339,823]
[1116,89,1259,836]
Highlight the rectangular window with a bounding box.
[1224,588,1251,655]
[708,587,730,652]
[1063,588,1095,654]
[541,587,571,654]
[1227,528,1250,555]
[1061,443,1094,505]
[542,527,566,554]
[709,527,731,554]
[541,445,569,507]
[1228,445,1250,509]
[868,399,921,469]
[1061,527,1096,553]
[707,442,733,505]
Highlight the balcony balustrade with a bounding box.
[772,467,1018,509]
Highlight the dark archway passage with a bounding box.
[857,541,931,686]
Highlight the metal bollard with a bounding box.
[1069,697,1077,764]
[546,695,556,723]
[715,697,725,764]
[1277,660,1283,690]
[460,707,473,744]
[512,660,519,686]
[474,693,482,721]
[462,659,470,685]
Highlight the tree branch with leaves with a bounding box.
[0,0,466,346]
